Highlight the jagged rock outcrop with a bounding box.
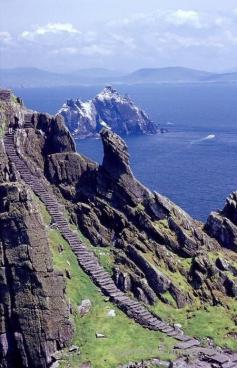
[15,112,75,171]
[0,92,73,368]
[0,183,73,368]
[38,128,230,307]
[58,86,160,138]
[205,192,237,252]
[2,90,237,326]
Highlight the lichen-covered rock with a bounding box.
[15,112,76,173]
[205,192,237,252]
[4,92,237,312]
[38,128,226,307]
[0,183,73,368]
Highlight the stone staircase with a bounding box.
[4,132,237,367]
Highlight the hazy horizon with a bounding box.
[0,65,232,74]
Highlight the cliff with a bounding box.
[0,93,73,368]
[0,184,72,368]
[205,192,237,253]
[12,97,237,308]
[58,86,160,139]
[1,90,237,367]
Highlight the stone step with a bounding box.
[174,334,191,342]
[103,284,119,290]
[153,322,167,330]
[114,296,130,303]
[79,256,96,261]
[83,261,99,268]
[6,138,204,347]
[135,310,152,318]
[146,317,160,325]
[90,270,108,277]
[73,248,90,253]
[160,326,175,334]
[210,354,230,364]
[222,361,237,368]
[110,292,125,299]
[167,330,180,337]
[175,339,200,350]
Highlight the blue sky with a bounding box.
[1,0,237,72]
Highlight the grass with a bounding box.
[142,250,193,294]
[35,197,176,367]
[35,195,237,365]
[151,298,237,351]
[141,240,237,350]
[0,105,7,138]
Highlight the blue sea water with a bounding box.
[14,84,237,221]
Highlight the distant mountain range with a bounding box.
[1,66,237,88]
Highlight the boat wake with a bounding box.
[191,134,216,145]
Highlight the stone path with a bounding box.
[4,132,237,367]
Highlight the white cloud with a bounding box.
[52,44,112,57]
[80,44,112,56]
[0,31,12,44]
[224,30,237,45]
[52,47,80,55]
[159,33,224,49]
[4,8,237,71]
[111,34,136,50]
[21,23,80,40]
[166,9,202,29]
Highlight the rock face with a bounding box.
[42,128,233,308]
[4,94,236,310]
[58,86,159,138]
[2,91,237,367]
[205,192,237,252]
[0,183,73,368]
[0,94,73,368]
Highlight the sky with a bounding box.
[1,0,237,72]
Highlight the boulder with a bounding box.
[78,299,92,317]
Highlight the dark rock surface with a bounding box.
[58,86,160,139]
[1,91,237,367]
[0,93,73,368]
[5,95,236,310]
[205,192,237,252]
[23,121,232,308]
[0,183,73,368]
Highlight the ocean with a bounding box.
[14,83,237,221]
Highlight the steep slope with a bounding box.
[0,184,73,368]
[58,86,159,138]
[11,94,237,312]
[1,89,237,367]
[44,128,237,309]
[0,92,73,368]
[205,192,237,252]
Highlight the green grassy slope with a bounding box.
[36,196,176,367]
[36,195,237,367]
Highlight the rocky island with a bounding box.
[0,89,237,368]
[58,86,160,139]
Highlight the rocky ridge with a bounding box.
[12,101,237,309]
[0,93,73,368]
[58,86,160,138]
[205,192,237,252]
[0,183,72,368]
[1,90,237,367]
